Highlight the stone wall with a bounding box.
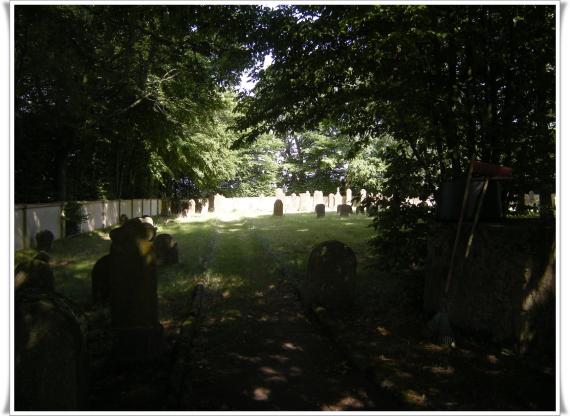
[424,219,555,357]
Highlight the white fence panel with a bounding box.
[133,199,143,217]
[142,199,151,216]
[14,208,25,250]
[151,199,158,215]
[81,201,103,233]
[104,201,120,227]
[120,200,132,219]
[25,204,62,248]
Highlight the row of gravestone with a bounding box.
[274,200,357,217]
[14,215,179,411]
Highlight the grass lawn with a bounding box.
[14,212,555,411]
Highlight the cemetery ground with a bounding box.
[15,213,555,411]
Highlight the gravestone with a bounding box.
[195,201,203,214]
[346,188,352,206]
[202,199,209,215]
[189,199,196,215]
[35,230,54,252]
[15,290,88,410]
[214,194,225,214]
[335,187,342,207]
[109,219,162,362]
[306,240,357,309]
[154,234,179,266]
[91,254,112,304]
[273,199,284,216]
[15,253,54,293]
[339,204,353,217]
[328,193,335,208]
[315,204,326,218]
[299,191,311,212]
[180,201,190,218]
[314,190,324,206]
[291,193,300,211]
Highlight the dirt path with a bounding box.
[172,220,394,411]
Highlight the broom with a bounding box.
[429,161,512,347]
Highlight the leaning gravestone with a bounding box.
[35,230,54,252]
[91,254,112,304]
[154,234,179,266]
[315,204,326,218]
[274,199,284,216]
[15,253,54,292]
[306,240,357,309]
[15,290,88,410]
[109,219,163,362]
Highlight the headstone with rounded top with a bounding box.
[35,230,54,252]
[15,290,88,410]
[315,204,326,218]
[189,199,196,215]
[273,199,284,216]
[339,204,353,217]
[306,240,357,309]
[335,187,342,207]
[346,188,353,206]
[154,234,179,266]
[299,191,311,212]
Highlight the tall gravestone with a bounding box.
[291,193,300,211]
[335,187,342,207]
[328,193,335,208]
[346,188,353,206]
[91,254,112,304]
[273,199,284,216]
[306,240,357,309]
[109,219,162,362]
[313,190,324,206]
[299,191,311,212]
[15,291,88,410]
[188,199,196,215]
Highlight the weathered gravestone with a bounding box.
[188,199,196,215]
[346,188,352,206]
[154,234,179,266]
[109,219,163,362]
[339,204,353,217]
[306,240,357,309]
[299,191,311,212]
[15,290,88,410]
[335,187,342,207]
[91,254,112,304]
[328,193,335,208]
[180,201,190,218]
[35,230,54,252]
[119,214,129,226]
[195,200,203,214]
[273,199,284,216]
[314,190,324,206]
[202,199,209,215]
[315,204,326,218]
[15,253,54,292]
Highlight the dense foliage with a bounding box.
[236,5,556,269]
[15,5,268,202]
